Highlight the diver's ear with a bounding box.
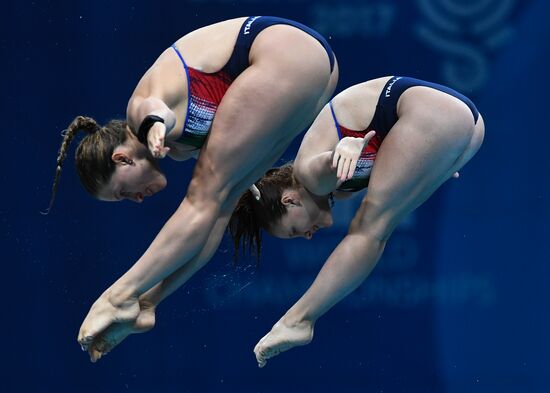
[112,152,134,166]
[281,189,301,207]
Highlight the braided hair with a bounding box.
[43,116,128,214]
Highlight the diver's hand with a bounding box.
[332,131,376,182]
[147,122,170,159]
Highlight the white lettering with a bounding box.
[385,76,402,97]
[243,16,261,35]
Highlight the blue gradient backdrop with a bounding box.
[2,1,548,392]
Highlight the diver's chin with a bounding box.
[158,179,167,192]
[151,176,167,195]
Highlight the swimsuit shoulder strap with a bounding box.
[171,44,189,71]
[329,101,343,139]
[170,44,192,140]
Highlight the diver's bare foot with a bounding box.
[88,304,156,363]
[254,318,314,367]
[78,291,140,354]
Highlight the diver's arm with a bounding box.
[139,211,231,306]
[294,151,339,196]
[127,96,177,136]
[127,96,177,158]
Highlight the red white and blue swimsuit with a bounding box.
[170,16,335,148]
[331,76,480,193]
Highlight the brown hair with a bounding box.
[43,116,129,214]
[228,163,297,265]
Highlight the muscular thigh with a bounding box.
[189,27,336,203]
[353,95,478,238]
[223,138,294,210]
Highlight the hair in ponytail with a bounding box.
[43,116,128,214]
[228,163,297,266]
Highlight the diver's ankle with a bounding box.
[105,284,140,307]
[280,312,315,330]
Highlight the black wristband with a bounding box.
[137,115,165,144]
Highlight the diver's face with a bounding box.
[97,143,167,203]
[269,188,333,240]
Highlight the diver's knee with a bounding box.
[185,175,230,212]
[349,201,398,242]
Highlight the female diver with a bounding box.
[47,16,338,361]
[228,76,484,366]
